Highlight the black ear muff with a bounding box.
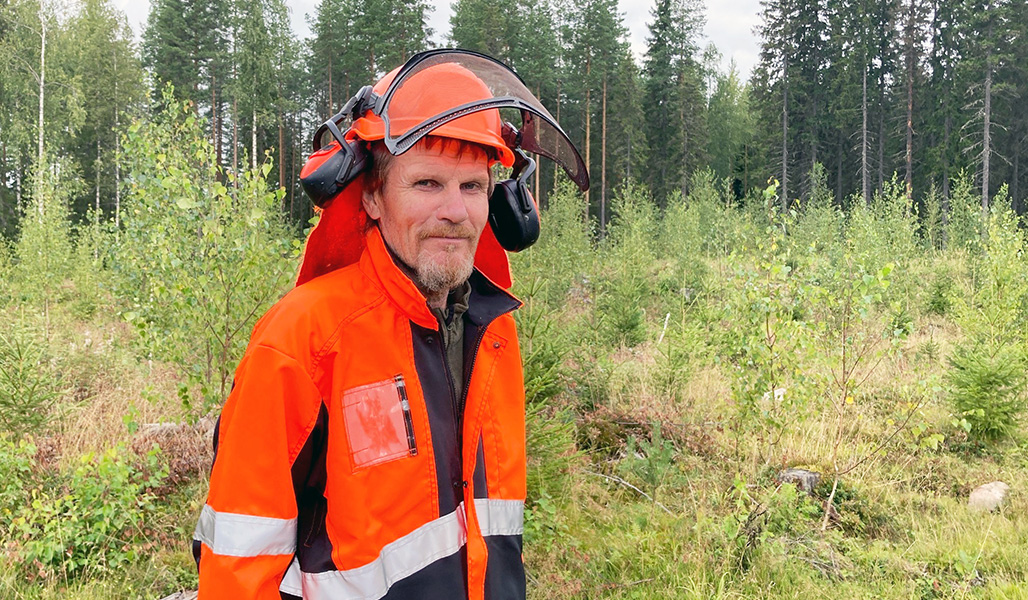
[489,149,539,252]
[299,139,369,208]
[299,86,377,208]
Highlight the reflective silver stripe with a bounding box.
[280,557,303,596]
[474,498,524,536]
[299,503,468,600]
[193,504,297,558]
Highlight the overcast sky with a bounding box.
[113,0,762,81]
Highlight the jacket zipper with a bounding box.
[436,341,463,457]
[395,374,417,456]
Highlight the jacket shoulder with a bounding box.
[246,264,383,369]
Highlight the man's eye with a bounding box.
[414,179,438,188]
[461,181,485,192]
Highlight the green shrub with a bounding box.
[9,444,168,580]
[944,171,982,251]
[924,272,954,316]
[947,200,1028,443]
[525,401,577,506]
[0,438,37,535]
[790,162,844,259]
[13,154,79,307]
[116,89,295,409]
[947,345,1026,443]
[598,182,657,347]
[618,423,680,499]
[516,278,570,405]
[0,318,62,437]
[511,177,594,309]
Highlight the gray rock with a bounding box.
[158,592,197,600]
[968,481,1009,512]
[778,468,821,494]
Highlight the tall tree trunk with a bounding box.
[877,74,885,195]
[115,107,121,233]
[233,95,239,188]
[535,86,542,201]
[584,58,591,215]
[96,138,101,215]
[328,53,334,114]
[278,111,285,193]
[15,155,23,216]
[781,54,788,210]
[904,0,917,199]
[862,65,870,207]
[981,52,993,219]
[600,74,607,238]
[36,14,46,220]
[252,102,258,171]
[942,113,951,200]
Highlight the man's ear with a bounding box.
[362,186,382,220]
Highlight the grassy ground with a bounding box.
[3,186,1028,599]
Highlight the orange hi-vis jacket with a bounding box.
[192,226,527,600]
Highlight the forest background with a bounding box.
[3,0,1028,598]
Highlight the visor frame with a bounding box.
[372,49,590,192]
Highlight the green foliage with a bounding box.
[525,401,577,506]
[0,318,62,437]
[8,444,168,581]
[13,155,79,306]
[947,201,1028,443]
[925,271,954,316]
[845,175,918,272]
[944,171,982,251]
[0,438,37,534]
[68,209,115,319]
[789,162,844,259]
[116,89,295,409]
[618,423,680,499]
[598,182,657,347]
[652,320,694,403]
[920,182,946,251]
[946,346,1026,443]
[511,178,594,309]
[0,240,12,302]
[724,182,812,454]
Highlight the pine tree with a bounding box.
[642,0,706,207]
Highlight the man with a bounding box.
[192,50,587,600]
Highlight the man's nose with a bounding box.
[436,183,470,223]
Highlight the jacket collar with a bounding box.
[360,226,438,330]
[359,226,520,331]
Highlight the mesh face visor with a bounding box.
[377,50,589,192]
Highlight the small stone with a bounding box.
[968,481,1009,512]
[778,468,821,494]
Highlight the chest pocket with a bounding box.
[341,375,418,471]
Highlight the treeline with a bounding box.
[1,0,1026,241]
[752,0,1028,216]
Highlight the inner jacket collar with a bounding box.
[359,226,521,331]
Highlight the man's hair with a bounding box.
[364,136,497,197]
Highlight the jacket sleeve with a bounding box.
[193,343,324,599]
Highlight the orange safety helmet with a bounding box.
[297,49,588,289]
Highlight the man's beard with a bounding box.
[412,225,478,295]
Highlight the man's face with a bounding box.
[362,140,491,297]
